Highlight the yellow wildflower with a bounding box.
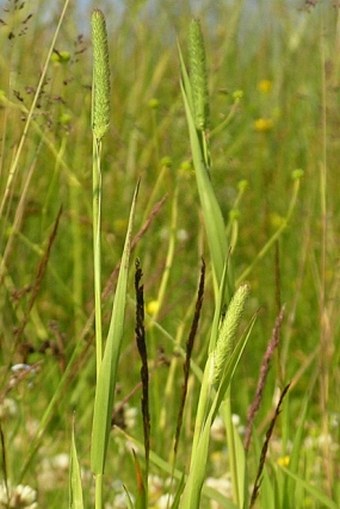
[0,90,7,104]
[178,160,194,179]
[254,117,274,132]
[258,79,273,93]
[113,218,128,235]
[180,160,192,172]
[232,89,244,102]
[148,98,160,109]
[270,212,286,229]
[277,455,290,467]
[51,50,71,64]
[146,300,160,316]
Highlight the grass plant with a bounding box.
[0,1,339,508]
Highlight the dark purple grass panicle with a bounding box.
[174,259,205,458]
[134,259,150,473]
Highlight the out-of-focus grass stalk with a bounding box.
[141,157,170,223]
[19,336,88,481]
[150,187,178,324]
[236,169,303,285]
[92,138,104,369]
[0,0,70,220]
[279,467,338,509]
[222,394,247,508]
[318,14,335,494]
[210,90,244,138]
[225,180,248,253]
[0,93,81,188]
[69,157,85,338]
[0,0,71,278]
[158,292,196,433]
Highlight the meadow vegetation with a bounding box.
[0,0,339,508]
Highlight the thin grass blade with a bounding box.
[133,450,147,509]
[279,467,338,509]
[221,397,247,509]
[180,419,211,509]
[69,422,84,509]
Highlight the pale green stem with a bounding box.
[153,187,178,322]
[189,353,214,460]
[93,137,103,373]
[210,98,242,138]
[149,188,178,434]
[237,177,301,285]
[95,474,103,509]
[70,176,84,339]
[223,393,241,507]
[141,162,167,224]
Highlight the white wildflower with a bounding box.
[0,481,37,509]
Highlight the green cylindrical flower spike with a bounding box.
[213,284,250,384]
[188,18,210,131]
[91,9,111,140]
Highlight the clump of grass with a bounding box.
[0,2,339,509]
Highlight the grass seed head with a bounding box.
[188,18,210,131]
[213,284,250,384]
[91,9,111,140]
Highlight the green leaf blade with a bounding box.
[91,183,139,475]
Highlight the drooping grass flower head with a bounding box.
[91,9,111,140]
[188,18,210,131]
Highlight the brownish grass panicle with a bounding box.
[14,206,63,358]
[249,383,291,508]
[244,306,286,452]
